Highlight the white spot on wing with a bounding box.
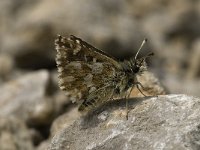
[84,55,87,62]
[76,39,80,44]
[73,40,82,55]
[56,60,62,65]
[62,76,75,82]
[67,62,82,70]
[56,53,62,59]
[89,86,96,93]
[93,58,97,63]
[58,67,64,73]
[60,85,66,90]
[84,74,93,87]
[77,92,82,99]
[88,63,103,74]
[69,88,81,103]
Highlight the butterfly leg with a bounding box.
[134,82,147,97]
[125,87,134,120]
[110,90,115,101]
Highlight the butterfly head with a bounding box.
[122,52,154,74]
[121,38,154,75]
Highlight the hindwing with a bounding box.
[55,35,121,104]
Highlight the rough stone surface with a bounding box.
[50,107,80,137]
[187,39,200,79]
[0,117,34,150]
[0,53,14,81]
[36,140,51,150]
[48,94,200,150]
[163,75,200,97]
[0,70,54,125]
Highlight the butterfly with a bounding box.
[55,35,153,119]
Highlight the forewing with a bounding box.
[55,35,121,103]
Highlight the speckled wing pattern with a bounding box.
[55,35,122,111]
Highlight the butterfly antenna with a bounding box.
[135,38,148,60]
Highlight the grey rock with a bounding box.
[0,70,54,125]
[50,107,80,137]
[0,53,14,82]
[187,39,200,79]
[36,139,51,150]
[1,0,200,149]
[50,70,74,115]
[163,75,200,98]
[48,94,200,150]
[0,117,34,150]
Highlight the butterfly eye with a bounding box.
[132,66,139,73]
[128,78,134,86]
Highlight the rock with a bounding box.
[36,140,51,150]
[0,70,54,126]
[29,97,54,126]
[50,107,80,137]
[0,117,34,150]
[0,0,200,149]
[130,71,167,97]
[163,74,200,97]
[48,94,200,150]
[50,70,74,115]
[0,53,14,81]
[187,39,200,79]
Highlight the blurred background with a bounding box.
[0,0,200,149]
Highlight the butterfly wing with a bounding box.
[55,35,121,106]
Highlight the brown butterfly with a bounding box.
[55,35,153,119]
